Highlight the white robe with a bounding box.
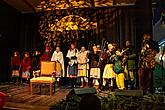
[66,49,79,77]
[66,49,79,66]
[51,51,65,77]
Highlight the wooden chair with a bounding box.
[30,61,56,96]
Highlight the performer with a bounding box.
[97,44,107,90]
[103,44,116,91]
[32,50,41,77]
[111,43,125,90]
[21,52,31,83]
[138,34,159,93]
[154,47,165,91]
[66,43,79,88]
[40,43,52,62]
[10,51,21,83]
[122,40,137,90]
[155,47,165,68]
[51,46,65,82]
[77,46,89,88]
[88,45,100,90]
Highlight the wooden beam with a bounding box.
[23,0,36,11]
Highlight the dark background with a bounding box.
[0,0,154,82]
[0,1,38,81]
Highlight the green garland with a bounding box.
[49,93,164,110]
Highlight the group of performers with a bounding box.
[10,33,161,93]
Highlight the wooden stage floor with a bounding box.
[0,83,71,110]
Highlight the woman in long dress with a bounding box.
[21,52,31,83]
[88,45,100,89]
[66,43,79,87]
[103,44,116,90]
[10,51,21,83]
[77,46,89,87]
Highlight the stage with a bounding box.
[1,82,165,110]
[0,83,71,110]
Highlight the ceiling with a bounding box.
[3,0,41,13]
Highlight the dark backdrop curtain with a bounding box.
[0,1,20,82]
[93,6,136,49]
[19,13,38,56]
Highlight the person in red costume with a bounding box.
[40,43,52,62]
[21,52,31,83]
[10,51,21,83]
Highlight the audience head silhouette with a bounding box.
[79,94,101,110]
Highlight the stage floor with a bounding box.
[0,83,71,110]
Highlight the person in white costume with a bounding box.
[51,46,65,82]
[66,43,79,88]
[77,46,89,87]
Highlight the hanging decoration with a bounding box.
[37,0,99,47]
[36,0,135,47]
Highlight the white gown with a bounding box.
[51,51,65,77]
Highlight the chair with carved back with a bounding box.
[30,61,56,96]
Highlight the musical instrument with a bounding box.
[121,48,129,55]
[97,38,108,66]
[110,48,129,73]
[120,48,129,65]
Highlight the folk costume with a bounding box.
[32,51,41,77]
[103,49,116,89]
[51,50,65,80]
[153,50,165,89]
[10,51,21,83]
[122,42,137,89]
[106,43,125,90]
[138,37,159,92]
[66,48,79,77]
[113,50,125,90]
[66,44,79,88]
[21,52,31,81]
[88,50,100,86]
[97,48,107,89]
[40,51,52,62]
[77,50,89,87]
